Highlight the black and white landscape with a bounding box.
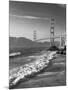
[9,1,66,89]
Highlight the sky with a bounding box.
[9,1,66,41]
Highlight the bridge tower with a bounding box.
[50,17,55,46]
[33,30,37,41]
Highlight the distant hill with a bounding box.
[9,37,50,50]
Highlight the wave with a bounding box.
[9,52,21,57]
[9,51,57,88]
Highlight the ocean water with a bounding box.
[9,51,66,89]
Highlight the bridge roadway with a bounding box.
[35,35,66,42]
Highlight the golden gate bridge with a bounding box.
[33,17,66,48]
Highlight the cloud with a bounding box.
[10,14,49,20]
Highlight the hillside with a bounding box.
[9,37,50,50]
